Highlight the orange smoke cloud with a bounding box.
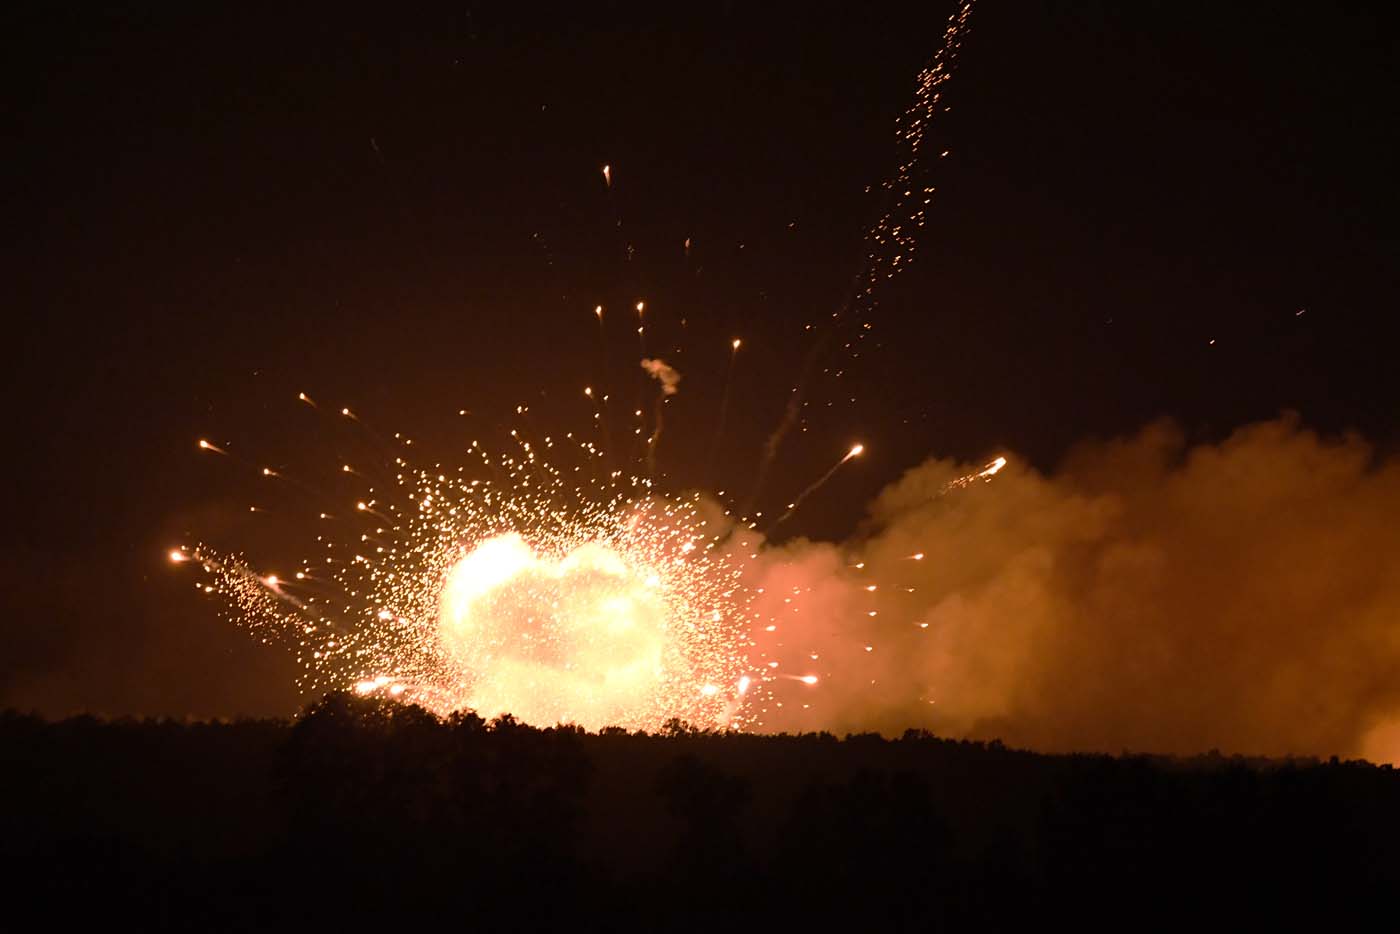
[750,415,1400,762]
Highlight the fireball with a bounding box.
[438,533,721,730]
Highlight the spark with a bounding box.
[197,439,226,455]
[601,164,611,187]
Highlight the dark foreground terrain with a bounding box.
[4,694,1397,929]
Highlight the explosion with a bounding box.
[438,530,737,730]
[178,427,752,731]
[171,0,979,732]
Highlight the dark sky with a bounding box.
[5,2,1397,717]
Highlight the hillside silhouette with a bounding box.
[4,692,1396,928]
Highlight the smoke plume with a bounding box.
[640,358,681,395]
[748,415,1400,762]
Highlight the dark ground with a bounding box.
[4,692,1396,929]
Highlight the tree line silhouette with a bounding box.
[3,692,1397,928]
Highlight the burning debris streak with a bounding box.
[770,443,865,530]
[706,339,742,483]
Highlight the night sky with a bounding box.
[6,2,1397,720]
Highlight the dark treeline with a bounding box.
[4,694,1397,929]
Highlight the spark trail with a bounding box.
[770,444,864,530]
[747,0,976,511]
